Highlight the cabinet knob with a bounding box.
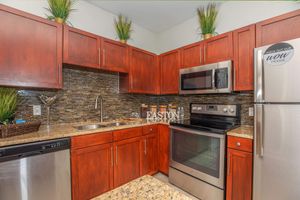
[150,128,153,131]
[236,142,241,147]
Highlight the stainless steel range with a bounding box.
[169,103,240,200]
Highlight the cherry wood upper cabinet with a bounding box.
[158,124,170,175]
[120,47,159,94]
[203,32,233,64]
[160,50,180,94]
[113,137,141,188]
[180,42,203,68]
[71,143,113,200]
[233,25,255,91]
[101,38,129,73]
[256,9,300,47]
[226,148,253,200]
[63,25,100,69]
[0,4,62,89]
[140,133,158,176]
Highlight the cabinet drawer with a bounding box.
[113,127,142,141]
[71,131,113,149]
[227,136,253,153]
[142,125,158,135]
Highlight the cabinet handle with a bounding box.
[144,139,147,155]
[200,46,202,64]
[111,146,113,167]
[103,49,106,66]
[115,146,118,165]
[227,154,231,176]
[204,46,206,63]
[236,142,241,147]
[98,48,101,65]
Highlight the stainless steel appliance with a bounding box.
[0,138,71,200]
[169,104,240,200]
[179,60,232,94]
[254,38,300,200]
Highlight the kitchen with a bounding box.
[0,0,299,200]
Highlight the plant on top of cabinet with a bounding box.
[0,88,17,125]
[45,0,76,24]
[114,14,132,44]
[197,3,218,40]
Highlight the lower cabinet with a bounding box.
[158,124,170,175]
[226,136,253,200]
[71,143,113,200]
[113,137,141,187]
[140,133,158,176]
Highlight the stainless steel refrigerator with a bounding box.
[254,38,300,200]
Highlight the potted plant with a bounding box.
[114,14,133,44]
[197,3,218,40]
[45,0,76,24]
[0,88,18,125]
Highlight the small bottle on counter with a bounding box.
[140,104,149,118]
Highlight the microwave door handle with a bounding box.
[212,69,216,89]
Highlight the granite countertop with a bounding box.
[0,119,169,148]
[92,175,192,200]
[227,125,254,139]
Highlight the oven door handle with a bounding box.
[170,126,226,139]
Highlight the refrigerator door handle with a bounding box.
[255,104,264,157]
[255,49,265,102]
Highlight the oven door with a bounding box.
[170,126,225,189]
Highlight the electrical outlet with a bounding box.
[249,107,254,117]
[33,105,41,116]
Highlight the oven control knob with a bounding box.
[223,108,228,113]
[229,108,235,113]
[197,107,202,111]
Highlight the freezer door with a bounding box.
[255,38,300,103]
[254,104,300,200]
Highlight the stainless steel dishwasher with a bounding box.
[0,138,71,200]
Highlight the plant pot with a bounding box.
[55,17,64,24]
[203,33,213,40]
[120,39,127,44]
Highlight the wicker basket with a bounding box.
[0,121,41,138]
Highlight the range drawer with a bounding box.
[142,125,158,135]
[227,135,253,153]
[113,127,142,141]
[71,131,113,149]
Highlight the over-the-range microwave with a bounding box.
[179,60,232,94]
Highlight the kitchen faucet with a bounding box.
[95,95,103,123]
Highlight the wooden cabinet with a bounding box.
[101,38,129,73]
[203,32,233,64]
[180,42,203,68]
[71,143,113,200]
[120,47,159,94]
[160,50,180,94]
[140,133,158,176]
[233,25,255,91]
[113,137,141,187]
[226,136,253,200]
[256,9,300,47]
[158,124,170,175]
[0,4,62,89]
[63,25,101,69]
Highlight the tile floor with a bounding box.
[153,173,199,200]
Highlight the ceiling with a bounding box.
[86,1,214,33]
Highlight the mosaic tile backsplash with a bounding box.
[15,67,254,125]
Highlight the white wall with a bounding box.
[0,0,159,53]
[157,1,300,54]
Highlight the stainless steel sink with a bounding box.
[75,124,107,131]
[106,122,127,127]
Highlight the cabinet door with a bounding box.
[129,47,159,94]
[158,125,170,175]
[226,148,253,200]
[233,25,255,91]
[180,42,203,68]
[101,38,129,73]
[140,134,158,176]
[256,10,300,47]
[0,4,62,89]
[71,143,113,200]
[114,137,140,187]
[160,50,180,94]
[63,25,100,69]
[203,32,233,64]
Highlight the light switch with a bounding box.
[249,107,254,117]
[33,105,41,116]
